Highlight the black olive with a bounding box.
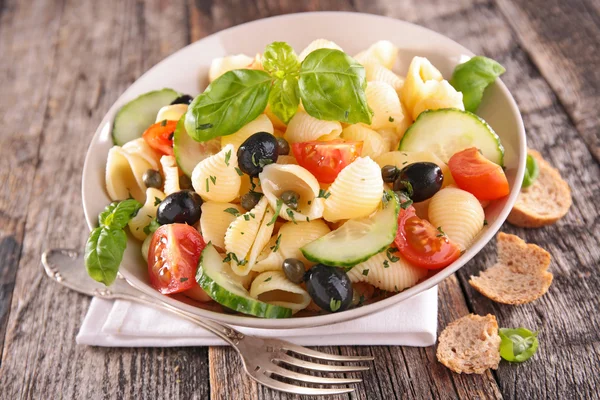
[237,132,279,177]
[156,190,203,225]
[276,137,290,156]
[280,190,299,210]
[381,165,400,183]
[240,191,263,211]
[143,169,163,189]
[304,264,353,313]
[179,174,193,190]
[393,162,443,203]
[282,258,305,284]
[170,94,194,105]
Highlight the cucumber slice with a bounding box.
[398,108,504,166]
[112,88,180,145]
[301,191,399,267]
[173,115,221,177]
[196,243,293,318]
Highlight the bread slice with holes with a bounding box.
[508,149,571,228]
[436,314,501,374]
[469,232,552,304]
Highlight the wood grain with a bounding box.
[0,0,599,399]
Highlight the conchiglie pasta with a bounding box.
[354,40,398,70]
[377,128,401,153]
[374,151,455,187]
[259,164,325,222]
[246,205,276,270]
[323,157,383,222]
[277,219,331,266]
[412,80,464,120]
[341,124,387,159]
[347,248,427,292]
[284,111,342,144]
[209,54,255,82]
[122,138,161,170]
[128,188,166,241]
[250,271,311,313]
[156,104,188,123]
[225,196,269,274]
[200,202,244,249]
[428,187,485,251]
[298,39,342,62]
[237,174,262,200]
[252,235,285,273]
[160,155,180,195]
[191,144,242,202]
[365,81,403,130]
[106,146,152,203]
[364,62,404,94]
[401,56,444,118]
[221,114,274,150]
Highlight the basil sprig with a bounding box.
[85,199,142,286]
[522,154,539,188]
[450,56,505,113]
[499,327,539,362]
[185,41,372,141]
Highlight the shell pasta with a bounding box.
[100,38,510,320]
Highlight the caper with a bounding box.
[283,258,305,284]
[280,190,299,210]
[276,137,290,156]
[381,165,400,183]
[143,169,163,189]
[179,174,193,190]
[241,191,263,211]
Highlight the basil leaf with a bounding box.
[499,327,539,362]
[299,49,372,124]
[185,69,273,141]
[522,154,539,188]
[99,199,142,230]
[450,56,505,113]
[268,75,300,124]
[84,227,127,286]
[263,42,300,78]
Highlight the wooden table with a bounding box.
[1,0,598,398]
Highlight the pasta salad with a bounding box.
[86,39,509,318]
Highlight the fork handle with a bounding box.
[102,276,246,347]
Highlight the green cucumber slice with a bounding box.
[112,88,180,145]
[301,191,399,267]
[398,108,504,166]
[196,243,293,318]
[173,115,221,177]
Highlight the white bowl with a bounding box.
[82,12,526,329]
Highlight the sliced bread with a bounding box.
[508,149,571,228]
[469,232,552,304]
[436,314,501,374]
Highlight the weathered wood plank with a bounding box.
[0,0,210,399]
[495,0,600,162]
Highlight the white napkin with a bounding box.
[77,286,437,347]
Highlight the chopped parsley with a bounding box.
[235,167,244,176]
[223,208,241,217]
[318,189,331,199]
[286,208,297,224]
[243,214,250,221]
[388,116,394,122]
[223,252,247,266]
[154,197,162,206]
[362,269,369,276]
[249,213,255,219]
[330,298,342,312]
[264,276,272,282]
[271,234,282,252]
[383,260,390,268]
[224,150,231,166]
[400,199,413,209]
[259,158,273,168]
[210,175,217,185]
[180,277,188,282]
[386,247,400,262]
[267,199,283,226]
[484,219,488,226]
[160,119,167,127]
[205,178,209,192]
[436,226,446,237]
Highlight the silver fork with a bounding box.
[42,248,373,396]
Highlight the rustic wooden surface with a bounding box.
[0,0,598,398]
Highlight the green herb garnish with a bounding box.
[223,208,241,217]
[318,189,331,199]
[154,197,162,206]
[499,328,539,362]
[450,56,505,113]
[224,149,232,166]
[271,234,282,252]
[522,154,539,188]
[329,298,342,312]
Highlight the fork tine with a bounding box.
[274,353,370,372]
[281,343,375,362]
[250,373,355,396]
[267,364,362,385]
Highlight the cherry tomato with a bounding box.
[142,120,178,156]
[448,147,509,200]
[148,224,205,294]
[394,203,461,269]
[292,140,363,183]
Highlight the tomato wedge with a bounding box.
[448,147,509,200]
[394,203,461,269]
[148,223,205,294]
[142,120,178,156]
[292,140,363,183]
